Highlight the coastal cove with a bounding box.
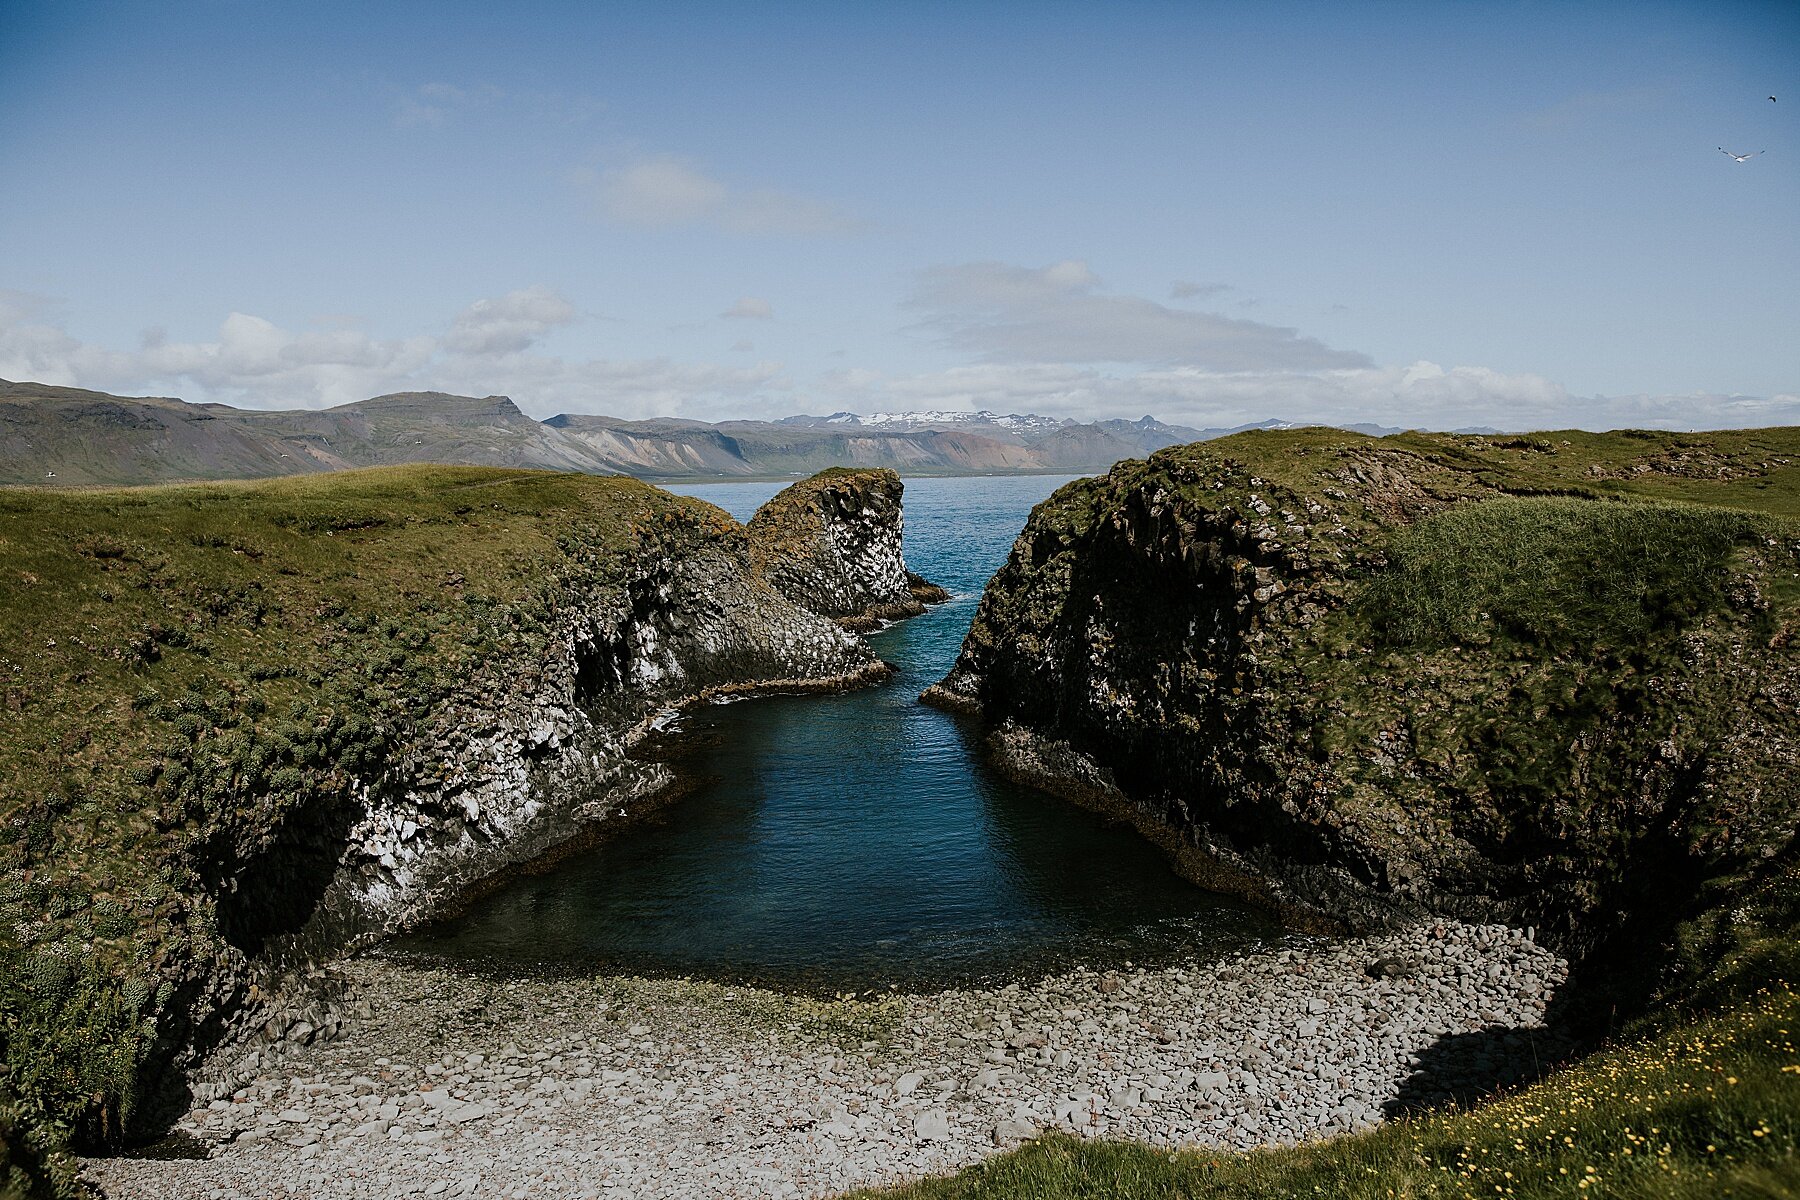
[79,467,1575,1199]
[7,434,1789,1200]
[391,475,1285,990]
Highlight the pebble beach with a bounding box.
[86,920,1570,1199]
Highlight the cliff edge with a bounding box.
[748,467,948,629]
[0,465,930,1163]
[927,427,1800,983]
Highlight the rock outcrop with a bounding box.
[305,503,887,953]
[0,465,936,1147]
[748,468,947,630]
[927,429,1800,978]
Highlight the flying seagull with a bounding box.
[1719,147,1765,162]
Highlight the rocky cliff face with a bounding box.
[927,430,1800,974]
[305,507,887,952]
[0,465,935,1145]
[198,470,946,1103]
[748,468,947,629]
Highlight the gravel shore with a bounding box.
[86,921,1569,1199]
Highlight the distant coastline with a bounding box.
[2,377,1257,488]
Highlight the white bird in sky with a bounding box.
[1719,147,1765,162]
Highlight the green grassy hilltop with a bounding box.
[0,466,746,1191]
[941,425,1800,943]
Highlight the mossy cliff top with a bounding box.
[0,465,905,1175]
[933,426,1800,994]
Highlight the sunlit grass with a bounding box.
[0,466,738,1180]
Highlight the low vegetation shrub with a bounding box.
[1363,497,1759,650]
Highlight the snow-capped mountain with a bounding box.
[819,409,1073,435]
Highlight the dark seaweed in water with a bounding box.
[390,476,1290,992]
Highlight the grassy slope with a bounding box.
[0,466,739,1189]
[878,427,1800,1198]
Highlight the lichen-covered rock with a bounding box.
[928,428,1800,970]
[748,468,944,630]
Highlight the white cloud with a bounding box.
[1124,361,1573,428]
[4,286,1792,432]
[0,287,784,418]
[1170,280,1232,300]
[445,286,575,356]
[582,155,859,235]
[721,297,773,321]
[423,351,786,420]
[592,157,726,226]
[810,357,1800,433]
[911,261,1371,371]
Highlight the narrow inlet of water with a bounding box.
[391,475,1291,991]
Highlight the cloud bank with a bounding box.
[444,285,575,355]
[0,288,782,418]
[911,261,1371,372]
[820,359,1800,433]
[2,277,1792,432]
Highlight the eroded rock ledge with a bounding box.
[925,429,1800,991]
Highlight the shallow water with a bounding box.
[393,475,1287,990]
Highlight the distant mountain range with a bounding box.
[0,378,1404,487]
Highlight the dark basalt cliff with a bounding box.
[927,428,1800,982]
[0,465,935,1153]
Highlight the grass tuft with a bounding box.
[1363,497,1759,650]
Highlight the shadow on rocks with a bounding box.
[1383,1020,1575,1117]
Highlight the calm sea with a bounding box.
[392,475,1286,990]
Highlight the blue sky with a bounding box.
[1,0,1795,429]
